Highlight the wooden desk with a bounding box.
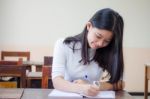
[23,61,44,88]
[0,88,133,99]
[0,65,26,88]
[23,61,43,72]
[0,88,24,99]
[22,89,133,99]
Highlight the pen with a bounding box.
[93,81,101,88]
[79,93,87,98]
[83,95,87,98]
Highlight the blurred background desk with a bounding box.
[23,56,52,88]
[23,61,43,72]
[23,61,43,88]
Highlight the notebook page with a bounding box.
[48,89,115,98]
[48,89,82,98]
[81,91,115,98]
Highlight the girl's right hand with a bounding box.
[81,84,100,96]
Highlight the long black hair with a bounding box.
[64,8,124,83]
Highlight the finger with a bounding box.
[88,85,99,96]
[88,89,99,96]
[73,80,78,83]
[91,84,100,91]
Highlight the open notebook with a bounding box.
[48,89,115,98]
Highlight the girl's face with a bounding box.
[87,22,113,49]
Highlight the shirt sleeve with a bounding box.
[52,39,66,79]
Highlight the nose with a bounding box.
[96,40,104,48]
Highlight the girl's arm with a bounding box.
[99,80,125,91]
[52,76,100,96]
[112,80,125,91]
[72,79,125,91]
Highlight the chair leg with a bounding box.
[144,79,148,99]
[27,79,31,88]
[145,66,148,99]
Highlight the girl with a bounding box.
[52,8,124,96]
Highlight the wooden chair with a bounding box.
[44,56,53,65]
[41,56,52,88]
[1,51,30,61]
[0,51,30,88]
[26,56,52,88]
[0,59,26,88]
[0,65,26,88]
[144,63,150,99]
[0,58,23,65]
[41,65,51,88]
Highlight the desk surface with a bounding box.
[23,61,43,66]
[23,89,133,99]
[0,88,133,99]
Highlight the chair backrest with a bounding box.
[0,65,26,88]
[44,56,53,65]
[41,56,53,88]
[0,58,23,65]
[144,64,150,99]
[1,51,30,61]
[0,58,25,88]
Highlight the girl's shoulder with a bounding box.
[55,38,65,44]
[56,38,81,49]
[54,38,67,47]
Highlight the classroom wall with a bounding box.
[0,0,150,92]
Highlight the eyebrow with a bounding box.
[95,32,101,37]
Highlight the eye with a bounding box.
[95,33,101,38]
[104,40,111,46]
